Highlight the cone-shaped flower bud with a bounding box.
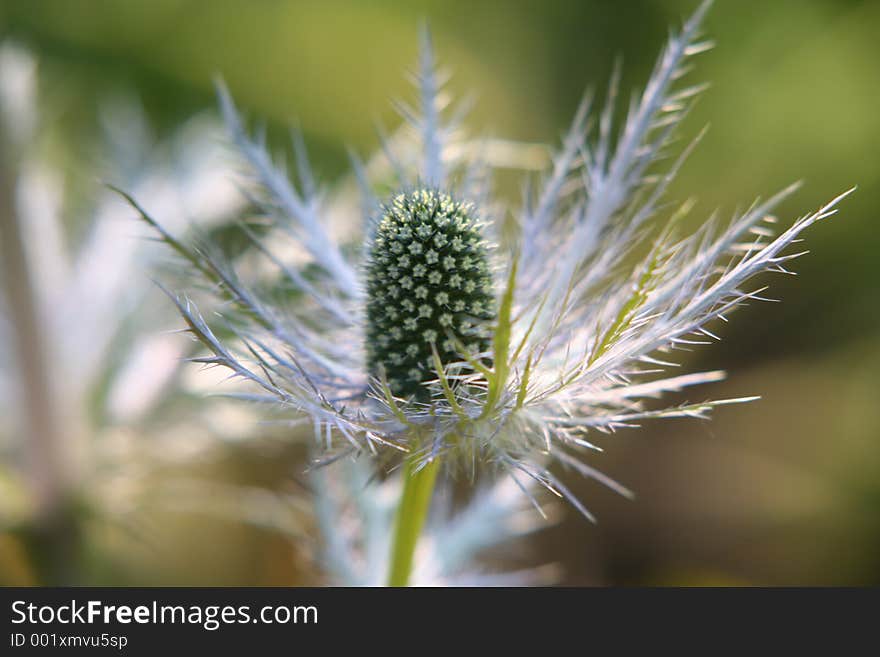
[366,190,495,399]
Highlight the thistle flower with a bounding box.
[126,0,852,585]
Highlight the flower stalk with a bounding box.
[387,453,440,586]
[0,136,80,584]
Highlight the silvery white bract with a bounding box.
[0,40,245,561]
[312,459,554,586]
[127,0,852,519]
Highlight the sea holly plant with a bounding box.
[123,0,852,586]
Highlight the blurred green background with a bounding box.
[0,0,877,585]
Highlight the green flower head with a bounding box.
[366,189,495,399]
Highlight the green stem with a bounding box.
[387,454,440,587]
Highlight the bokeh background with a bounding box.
[1,0,877,586]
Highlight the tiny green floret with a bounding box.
[366,190,495,399]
